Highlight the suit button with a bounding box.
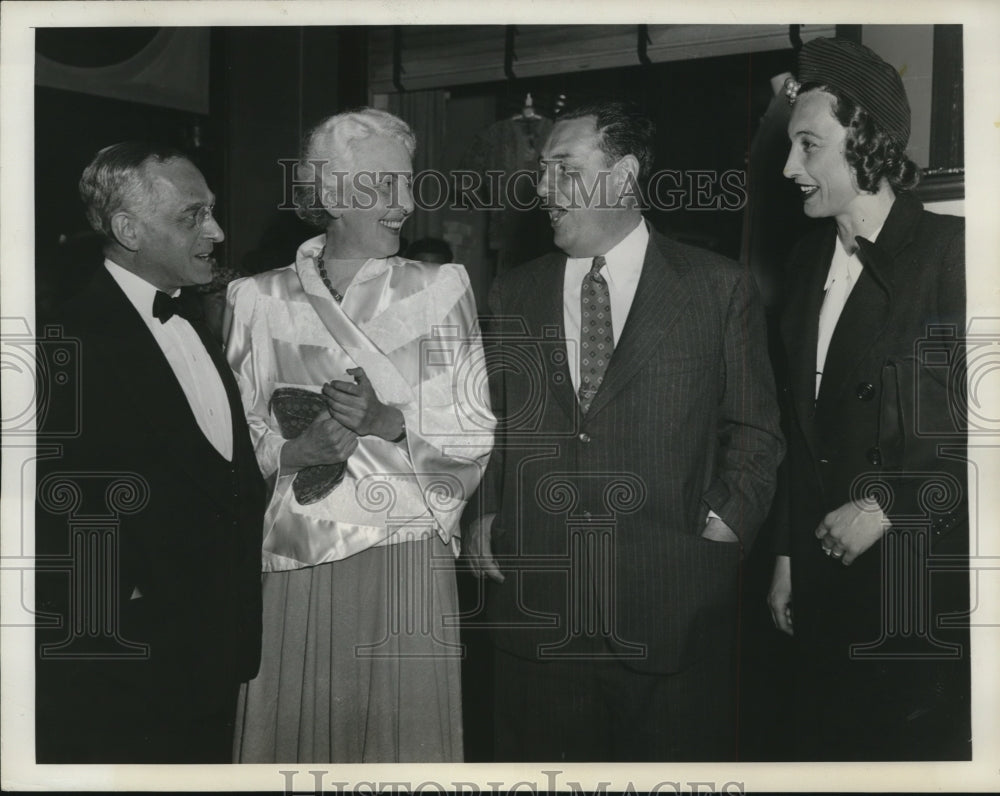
[578,432,591,443]
[856,382,876,401]
[866,446,882,466]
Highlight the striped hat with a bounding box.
[797,37,911,148]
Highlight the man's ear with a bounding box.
[110,211,141,252]
[612,154,639,187]
[612,154,642,209]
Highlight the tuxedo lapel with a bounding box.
[183,307,255,463]
[585,231,690,418]
[82,269,233,504]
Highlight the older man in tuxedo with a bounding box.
[467,100,783,761]
[35,143,265,763]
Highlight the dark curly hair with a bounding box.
[558,99,656,182]
[800,83,919,193]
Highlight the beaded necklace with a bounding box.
[315,246,344,303]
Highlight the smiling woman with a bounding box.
[783,91,860,222]
[225,107,495,763]
[769,37,969,762]
[321,133,415,263]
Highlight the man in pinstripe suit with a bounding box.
[467,100,784,761]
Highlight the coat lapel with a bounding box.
[814,257,890,413]
[585,230,691,418]
[785,194,923,432]
[183,303,253,461]
[523,252,579,422]
[782,229,834,457]
[83,269,232,505]
[814,195,922,416]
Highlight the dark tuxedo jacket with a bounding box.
[35,265,265,762]
[775,193,969,756]
[482,226,784,675]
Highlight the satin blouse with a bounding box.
[226,234,495,571]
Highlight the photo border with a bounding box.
[3,0,999,791]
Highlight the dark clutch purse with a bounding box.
[269,387,347,505]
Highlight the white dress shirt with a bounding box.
[560,221,722,527]
[105,260,233,460]
[563,218,648,394]
[815,226,882,398]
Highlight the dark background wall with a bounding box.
[34,26,367,311]
[35,26,802,308]
[31,25,963,763]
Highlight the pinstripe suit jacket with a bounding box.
[482,226,783,674]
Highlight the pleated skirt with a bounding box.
[233,536,463,763]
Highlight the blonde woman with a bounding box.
[226,108,494,762]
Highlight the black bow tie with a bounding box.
[152,290,203,324]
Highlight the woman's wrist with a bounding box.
[278,437,303,473]
[391,414,407,443]
[379,406,406,442]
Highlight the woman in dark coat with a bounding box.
[767,37,969,761]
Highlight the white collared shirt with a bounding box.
[815,225,882,397]
[560,221,723,527]
[105,259,233,461]
[563,218,648,394]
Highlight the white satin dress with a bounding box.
[225,235,494,762]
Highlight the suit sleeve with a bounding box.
[702,268,785,551]
[769,438,793,557]
[770,338,795,557]
[474,274,507,518]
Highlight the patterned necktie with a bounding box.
[578,255,613,414]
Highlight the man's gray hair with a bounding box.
[78,141,188,241]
